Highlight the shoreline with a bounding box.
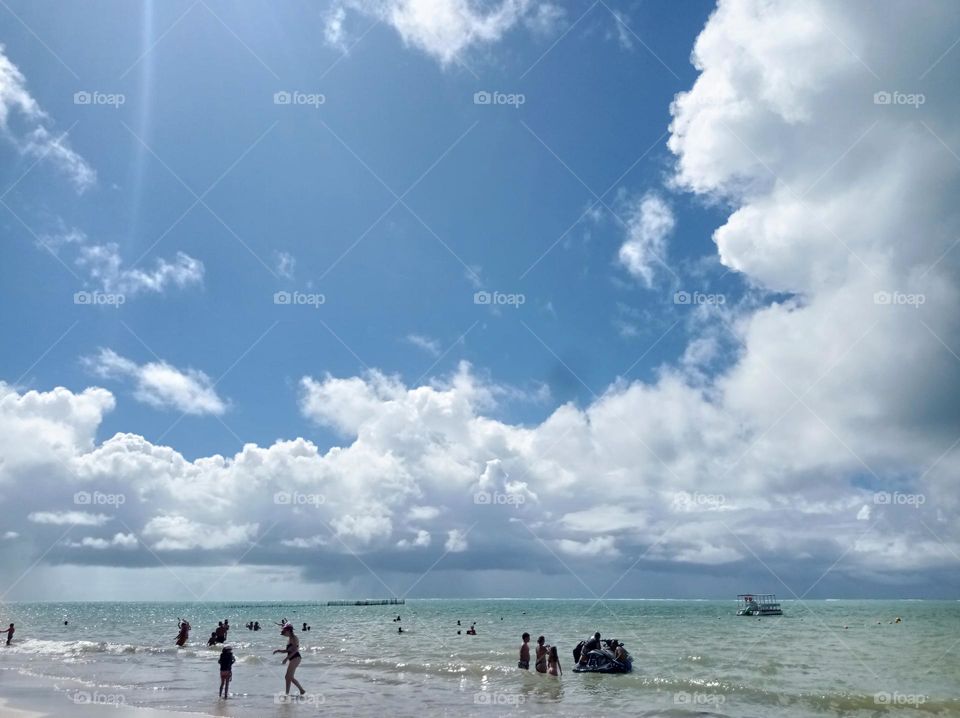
[0,669,215,718]
[0,700,212,718]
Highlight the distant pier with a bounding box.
[326,598,405,606]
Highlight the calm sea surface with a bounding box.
[0,600,957,717]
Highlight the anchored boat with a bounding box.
[736,593,782,616]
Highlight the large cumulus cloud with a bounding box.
[2,0,959,598]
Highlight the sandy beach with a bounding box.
[0,699,211,718]
[0,664,223,718]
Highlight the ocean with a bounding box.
[0,599,957,717]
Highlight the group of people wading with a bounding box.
[173,618,306,699]
[518,633,562,676]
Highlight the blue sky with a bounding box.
[1,0,958,600]
[2,0,727,459]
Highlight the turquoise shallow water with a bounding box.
[0,600,957,717]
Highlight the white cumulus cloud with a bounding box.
[143,515,259,551]
[28,511,110,526]
[71,533,138,550]
[557,535,620,558]
[1,0,959,599]
[444,528,469,552]
[83,349,227,416]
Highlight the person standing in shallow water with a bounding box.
[273,624,305,696]
[547,646,562,676]
[175,619,190,647]
[535,636,548,673]
[518,633,530,669]
[218,646,235,698]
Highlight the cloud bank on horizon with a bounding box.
[1,0,958,599]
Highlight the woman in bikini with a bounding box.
[547,645,562,676]
[535,636,548,673]
[273,624,306,695]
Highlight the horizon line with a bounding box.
[2,596,949,604]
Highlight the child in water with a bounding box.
[218,646,235,698]
[547,645,562,676]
